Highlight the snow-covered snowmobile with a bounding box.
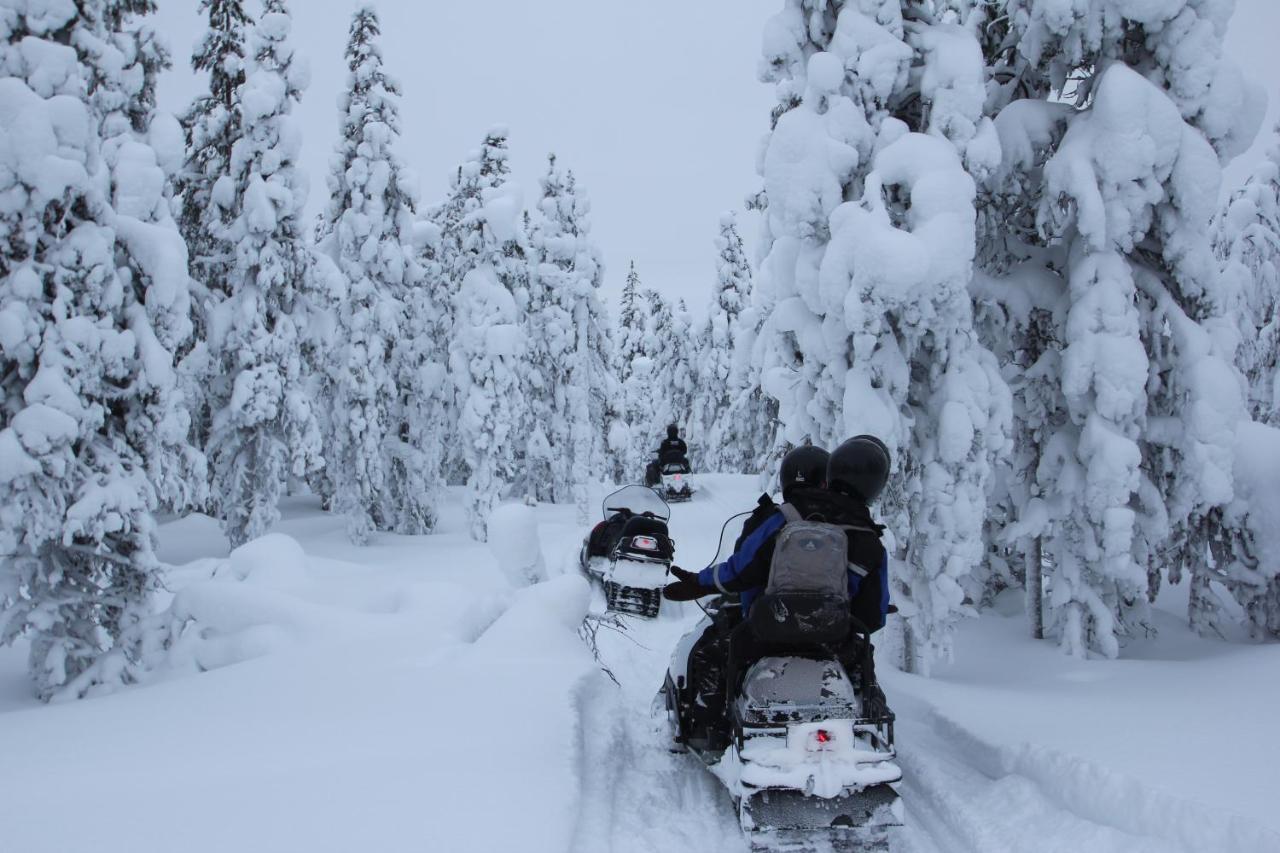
[657,458,695,502]
[580,485,675,618]
[646,450,696,503]
[660,591,901,849]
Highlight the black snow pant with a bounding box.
[684,603,741,748]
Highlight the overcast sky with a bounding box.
[153,0,1278,318]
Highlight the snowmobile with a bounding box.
[658,458,695,503]
[579,485,675,618]
[646,450,696,503]
[660,598,903,852]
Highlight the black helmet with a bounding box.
[780,445,829,490]
[827,435,891,502]
[667,424,679,439]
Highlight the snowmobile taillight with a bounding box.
[810,729,833,749]
[633,536,659,551]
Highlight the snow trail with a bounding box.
[893,695,1169,853]
[570,477,755,852]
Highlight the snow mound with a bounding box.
[489,501,547,586]
[224,533,308,588]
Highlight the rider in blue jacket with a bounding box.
[664,436,892,633]
[661,437,895,747]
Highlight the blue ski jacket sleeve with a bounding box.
[697,510,786,593]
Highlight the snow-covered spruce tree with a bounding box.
[174,0,251,456]
[642,289,680,456]
[1211,420,1280,639]
[203,0,322,548]
[397,221,451,531]
[612,262,653,482]
[720,218,781,478]
[0,0,200,699]
[94,0,207,518]
[1215,130,1280,422]
[444,130,530,540]
[428,129,517,487]
[646,294,697,460]
[753,2,1010,672]
[176,0,249,329]
[317,6,437,541]
[529,156,611,517]
[521,205,556,504]
[670,299,698,434]
[695,212,752,471]
[718,313,781,477]
[980,0,1265,648]
[451,256,524,541]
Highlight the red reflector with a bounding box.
[815,730,831,744]
[633,536,658,551]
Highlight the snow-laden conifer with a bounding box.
[980,0,1265,648]
[429,129,517,487]
[613,263,654,482]
[529,156,611,517]
[174,1,250,461]
[176,0,249,326]
[319,6,435,541]
[1215,132,1280,421]
[695,212,753,470]
[204,0,321,548]
[647,294,696,456]
[0,0,200,699]
[753,2,1010,672]
[442,130,530,540]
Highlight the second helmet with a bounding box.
[827,435,891,502]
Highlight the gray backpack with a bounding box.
[748,504,872,645]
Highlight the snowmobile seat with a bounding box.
[622,514,667,539]
[588,514,630,558]
[660,459,691,475]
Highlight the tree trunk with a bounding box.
[1027,537,1044,640]
[901,618,917,674]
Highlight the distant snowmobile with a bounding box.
[655,456,695,503]
[645,449,695,502]
[580,485,675,618]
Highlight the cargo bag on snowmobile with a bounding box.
[748,504,870,646]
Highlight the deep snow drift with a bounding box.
[0,477,1277,852]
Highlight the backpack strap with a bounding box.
[778,503,803,524]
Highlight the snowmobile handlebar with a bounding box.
[605,507,663,517]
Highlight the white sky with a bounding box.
[153,0,1278,317]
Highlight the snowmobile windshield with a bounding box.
[602,485,671,522]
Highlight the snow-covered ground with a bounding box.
[1,475,1277,852]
